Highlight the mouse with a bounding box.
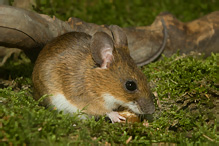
[32,25,155,123]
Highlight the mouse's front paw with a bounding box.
[107,111,126,123]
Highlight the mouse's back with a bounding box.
[32,32,92,103]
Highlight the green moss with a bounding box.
[143,53,218,144]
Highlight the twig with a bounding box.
[126,136,132,144]
[202,134,214,142]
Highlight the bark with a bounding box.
[0,5,218,66]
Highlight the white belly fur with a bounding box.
[51,93,86,119]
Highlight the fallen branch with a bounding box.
[0,5,218,66]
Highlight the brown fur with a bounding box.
[32,31,154,116]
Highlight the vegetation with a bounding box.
[34,0,219,27]
[1,0,218,145]
[1,52,217,145]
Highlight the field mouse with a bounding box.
[32,25,155,123]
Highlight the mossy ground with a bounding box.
[0,52,218,145]
[1,0,219,145]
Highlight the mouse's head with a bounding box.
[88,25,155,115]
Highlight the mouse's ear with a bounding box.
[90,32,114,69]
[109,25,129,53]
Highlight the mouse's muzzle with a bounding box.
[136,97,155,114]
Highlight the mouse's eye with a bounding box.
[125,80,137,92]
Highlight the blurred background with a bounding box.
[2,0,219,27]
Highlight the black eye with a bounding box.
[125,80,137,91]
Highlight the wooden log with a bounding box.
[0,5,218,65]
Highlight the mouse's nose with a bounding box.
[136,97,155,114]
